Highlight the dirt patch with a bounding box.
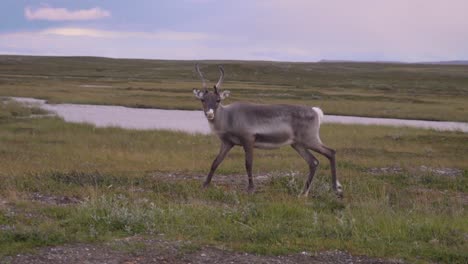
[418,165,463,178]
[0,198,8,209]
[366,166,403,175]
[455,192,468,206]
[0,225,15,231]
[29,193,82,206]
[367,165,463,177]
[149,171,276,190]
[2,236,404,264]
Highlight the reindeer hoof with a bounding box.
[334,183,343,198]
[247,185,256,194]
[202,182,210,189]
[335,188,344,198]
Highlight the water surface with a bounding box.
[11,97,468,134]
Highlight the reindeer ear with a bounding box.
[220,90,230,100]
[193,89,205,99]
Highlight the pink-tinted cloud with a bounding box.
[39,27,211,41]
[25,6,111,21]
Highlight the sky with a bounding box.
[1,0,467,62]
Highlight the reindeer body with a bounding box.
[209,102,322,150]
[193,65,342,197]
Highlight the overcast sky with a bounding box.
[1,0,467,62]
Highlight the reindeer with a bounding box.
[193,64,343,197]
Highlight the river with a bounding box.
[10,97,468,134]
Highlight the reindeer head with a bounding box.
[193,64,230,120]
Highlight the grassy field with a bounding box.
[0,100,467,263]
[0,55,467,122]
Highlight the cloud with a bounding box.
[0,28,222,60]
[25,6,111,21]
[39,27,212,41]
[0,28,296,60]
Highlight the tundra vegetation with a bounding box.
[0,56,467,263]
[0,55,467,121]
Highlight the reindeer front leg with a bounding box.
[203,141,233,188]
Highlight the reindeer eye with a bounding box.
[201,99,205,102]
[216,99,221,103]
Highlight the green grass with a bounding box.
[0,98,48,120]
[0,101,467,263]
[0,55,467,121]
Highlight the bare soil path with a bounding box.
[2,236,403,264]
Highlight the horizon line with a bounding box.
[1,53,468,65]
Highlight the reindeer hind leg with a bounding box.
[291,144,319,197]
[309,143,342,198]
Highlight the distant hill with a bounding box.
[318,59,406,64]
[319,59,468,65]
[421,60,468,65]
[1,54,467,65]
